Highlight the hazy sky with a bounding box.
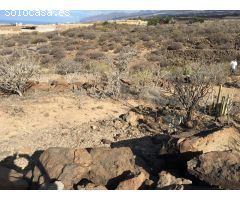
[0,10,136,24]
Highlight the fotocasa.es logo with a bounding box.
[3,10,71,17]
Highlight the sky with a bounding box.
[0,10,135,24]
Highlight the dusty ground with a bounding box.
[0,80,239,158]
[0,83,149,160]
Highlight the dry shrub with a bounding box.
[167,42,183,50]
[147,54,161,62]
[37,45,50,54]
[207,32,231,46]
[168,64,223,122]
[79,32,96,40]
[16,35,30,46]
[74,51,87,62]
[0,48,14,56]
[114,46,138,71]
[65,44,76,51]
[103,47,137,98]
[50,47,66,59]
[63,29,79,37]
[88,51,105,60]
[0,53,39,96]
[55,59,81,75]
[50,35,65,42]
[65,39,80,51]
[113,46,123,54]
[129,69,154,87]
[130,62,148,73]
[159,59,169,68]
[98,34,109,44]
[4,39,16,47]
[86,61,112,75]
[40,55,53,65]
[139,34,151,42]
[31,35,48,44]
[81,44,96,51]
[172,30,188,43]
[144,41,156,49]
[45,31,59,39]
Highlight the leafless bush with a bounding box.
[114,46,138,72]
[168,65,217,122]
[0,54,39,96]
[104,47,137,98]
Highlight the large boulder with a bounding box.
[178,127,240,153]
[38,147,75,180]
[88,147,138,187]
[0,166,29,190]
[32,147,138,189]
[187,150,240,189]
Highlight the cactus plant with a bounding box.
[209,85,233,118]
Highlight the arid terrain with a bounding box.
[0,17,240,190]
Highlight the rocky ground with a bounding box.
[0,125,239,190]
[0,80,240,190]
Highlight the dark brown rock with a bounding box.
[58,164,89,189]
[32,147,138,190]
[39,147,75,180]
[89,147,137,187]
[0,166,29,190]
[187,150,240,189]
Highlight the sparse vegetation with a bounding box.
[146,16,174,26]
[168,65,216,122]
[0,53,39,96]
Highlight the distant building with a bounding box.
[16,23,23,26]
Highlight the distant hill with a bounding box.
[81,10,240,22]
